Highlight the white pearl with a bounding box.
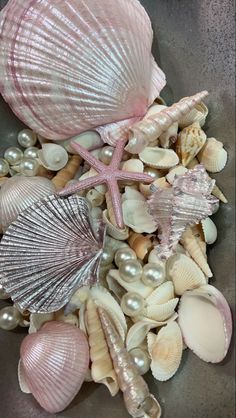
[24,147,39,159]
[130,348,151,375]
[100,146,114,165]
[142,263,165,287]
[0,284,10,300]
[0,158,10,177]
[19,158,39,176]
[121,292,145,317]
[119,259,143,283]
[18,129,37,148]
[4,147,23,166]
[101,248,114,266]
[144,167,162,180]
[0,306,21,330]
[114,248,137,267]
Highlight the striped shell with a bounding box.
[0,0,165,140]
[20,321,89,413]
[198,138,228,173]
[0,195,105,313]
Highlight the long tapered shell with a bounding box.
[38,144,69,171]
[126,91,208,154]
[52,155,82,191]
[0,176,56,232]
[86,299,119,396]
[168,254,207,295]
[198,138,228,173]
[20,321,89,413]
[0,195,105,313]
[176,122,207,167]
[212,184,228,203]
[98,308,162,418]
[147,321,183,381]
[0,0,165,140]
[178,285,232,363]
[139,147,179,169]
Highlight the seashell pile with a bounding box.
[0,0,232,417]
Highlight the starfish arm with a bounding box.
[59,175,104,196]
[70,140,104,173]
[107,180,124,229]
[110,138,127,169]
[116,171,153,183]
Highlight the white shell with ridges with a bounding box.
[38,144,69,171]
[139,147,179,169]
[198,138,228,173]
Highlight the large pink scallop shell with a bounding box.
[20,321,89,413]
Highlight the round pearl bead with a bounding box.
[18,158,39,176]
[121,292,145,317]
[114,247,137,267]
[142,263,165,287]
[101,248,114,266]
[99,146,114,165]
[4,147,23,166]
[0,284,10,300]
[130,348,151,375]
[24,147,39,159]
[144,167,162,180]
[119,259,143,283]
[0,158,10,177]
[0,306,21,331]
[18,129,37,148]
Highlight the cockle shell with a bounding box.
[200,217,218,245]
[168,254,208,295]
[38,144,69,171]
[178,285,232,363]
[0,175,56,232]
[176,122,207,167]
[178,102,208,128]
[98,308,162,418]
[122,199,157,234]
[86,300,119,396]
[147,321,183,381]
[0,0,165,140]
[198,138,228,173]
[20,321,89,413]
[0,196,105,313]
[145,299,179,322]
[139,147,179,170]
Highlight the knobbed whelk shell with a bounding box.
[20,321,89,413]
[147,321,183,381]
[0,196,105,313]
[38,144,69,171]
[98,308,162,418]
[176,122,207,167]
[0,175,56,232]
[198,138,228,173]
[139,147,179,170]
[178,102,208,128]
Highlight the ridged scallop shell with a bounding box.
[200,217,218,244]
[0,176,56,232]
[180,227,212,276]
[168,254,208,295]
[178,102,208,128]
[122,199,157,234]
[146,282,175,305]
[198,138,228,173]
[38,144,69,171]
[0,195,105,313]
[0,0,165,140]
[86,299,119,396]
[147,321,183,381]
[139,147,179,169]
[176,122,207,167]
[145,298,179,322]
[20,321,89,413]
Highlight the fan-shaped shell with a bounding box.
[38,144,69,171]
[198,138,227,173]
[147,321,183,381]
[146,282,175,305]
[0,195,105,313]
[139,147,179,169]
[0,0,165,140]
[176,122,207,167]
[168,254,207,295]
[0,176,56,232]
[145,298,179,322]
[20,321,89,413]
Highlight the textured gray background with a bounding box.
[0,1,235,417]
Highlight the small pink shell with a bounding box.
[20,321,89,413]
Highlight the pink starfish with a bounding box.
[59,138,153,229]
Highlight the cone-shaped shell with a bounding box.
[176,122,207,167]
[168,254,207,295]
[212,184,228,203]
[0,196,105,313]
[147,321,183,381]
[0,0,165,140]
[20,321,89,413]
[38,144,69,171]
[139,147,179,169]
[0,176,56,232]
[198,138,228,173]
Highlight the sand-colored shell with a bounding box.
[187,157,199,169]
[86,300,119,396]
[65,286,91,314]
[200,217,218,244]
[198,138,227,173]
[54,310,79,327]
[166,166,188,185]
[128,232,154,260]
[86,189,105,207]
[145,298,179,322]
[122,199,157,234]
[122,159,144,175]
[56,131,103,153]
[0,175,56,232]
[178,102,208,128]
[52,155,81,190]
[176,122,207,167]
[18,360,31,394]
[139,147,179,169]
[29,313,55,334]
[147,321,183,381]
[168,254,208,295]
[180,228,213,276]
[146,282,175,306]
[139,176,170,198]
[103,209,129,240]
[107,269,153,299]
[212,184,228,203]
[38,144,69,171]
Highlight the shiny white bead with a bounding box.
[99,146,114,165]
[0,284,10,300]
[18,129,37,148]
[119,259,143,283]
[114,247,137,267]
[0,158,10,177]
[121,292,145,317]
[0,306,21,330]
[101,248,114,266]
[142,263,165,287]
[24,147,39,159]
[4,147,23,166]
[129,347,151,375]
[18,158,39,176]
[144,167,162,180]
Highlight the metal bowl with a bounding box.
[0,1,235,417]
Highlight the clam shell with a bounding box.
[139,147,179,169]
[168,254,208,295]
[180,228,212,277]
[146,282,175,305]
[147,321,183,381]
[0,0,165,140]
[178,285,232,363]
[178,102,208,128]
[176,122,207,167]
[122,199,157,234]
[0,176,56,232]
[201,217,218,244]
[122,159,144,175]
[145,298,179,322]
[56,131,103,153]
[20,321,89,413]
[0,196,105,313]
[38,144,69,171]
[198,138,228,173]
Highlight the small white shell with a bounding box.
[18,360,31,394]
[55,131,103,153]
[122,199,157,234]
[122,186,146,202]
[178,102,208,128]
[55,310,79,327]
[201,217,218,244]
[198,138,227,173]
[139,177,170,198]
[38,144,69,171]
[122,159,144,174]
[139,147,179,169]
[168,254,207,295]
[166,166,188,185]
[86,189,105,207]
[147,321,183,381]
[145,298,179,322]
[103,210,129,240]
[146,282,175,305]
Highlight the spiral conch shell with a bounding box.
[38,144,69,171]
[176,122,207,167]
[86,299,119,396]
[198,138,228,173]
[98,308,162,418]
